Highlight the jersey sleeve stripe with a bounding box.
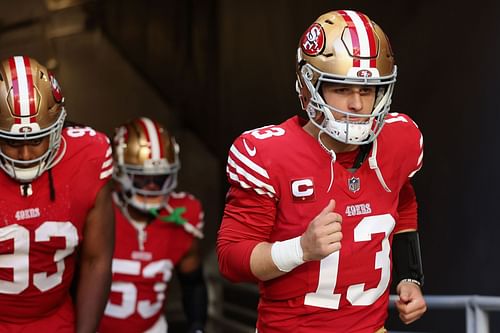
[408,162,423,178]
[183,223,204,239]
[417,134,424,164]
[409,134,424,178]
[100,139,114,180]
[100,167,113,180]
[102,157,113,169]
[417,150,423,167]
[227,169,274,197]
[229,144,270,179]
[198,211,205,227]
[100,155,113,179]
[227,157,276,195]
[227,166,252,188]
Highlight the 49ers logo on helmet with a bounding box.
[357,69,373,77]
[300,23,325,56]
[49,72,63,103]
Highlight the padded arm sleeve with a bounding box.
[392,231,424,287]
[178,264,208,332]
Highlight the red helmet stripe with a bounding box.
[357,12,377,68]
[22,56,38,124]
[8,57,21,124]
[137,118,152,159]
[339,10,377,68]
[138,117,163,159]
[8,56,37,125]
[339,10,361,67]
[152,120,165,159]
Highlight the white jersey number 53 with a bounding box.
[105,259,174,319]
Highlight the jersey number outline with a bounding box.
[105,258,174,319]
[65,126,97,137]
[0,222,78,294]
[304,214,395,309]
[250,126,285,140]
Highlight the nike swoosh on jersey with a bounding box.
[243,138,257,156]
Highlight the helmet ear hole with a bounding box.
[119,170,133,190]
[299,92,309,111]
[306,104,316,118]
[297,79,312,111]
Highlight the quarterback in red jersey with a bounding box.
[217,10,427,333]
[98,117,207,333]
[0,56,115,332]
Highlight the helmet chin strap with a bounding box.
[317,130,337,193]
[317,130,337,161]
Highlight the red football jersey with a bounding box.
[218,114,423,333]
[0,126,113,331]
[98,191,204,333]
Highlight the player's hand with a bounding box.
[300,199,342,261]
[395,281,427,324]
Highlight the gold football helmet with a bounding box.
[296,10,396,144]
[0,56,66,182]
[113,117,180,212]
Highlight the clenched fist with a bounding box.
[301,199,343,261]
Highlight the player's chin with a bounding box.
[135,195,164,205]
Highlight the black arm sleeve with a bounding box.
[392,231,424,287]
[178,264,208,333]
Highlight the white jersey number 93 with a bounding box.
[0,222,78,294]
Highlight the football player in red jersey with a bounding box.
[98,117,207,333]
[0,56,114,332]
[217,10,427,333]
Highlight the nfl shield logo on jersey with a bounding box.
[348,177,360,193]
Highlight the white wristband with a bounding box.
[271,236,305,272]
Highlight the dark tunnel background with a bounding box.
[1,0,500,332]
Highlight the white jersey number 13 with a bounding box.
[304,214,395,309]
